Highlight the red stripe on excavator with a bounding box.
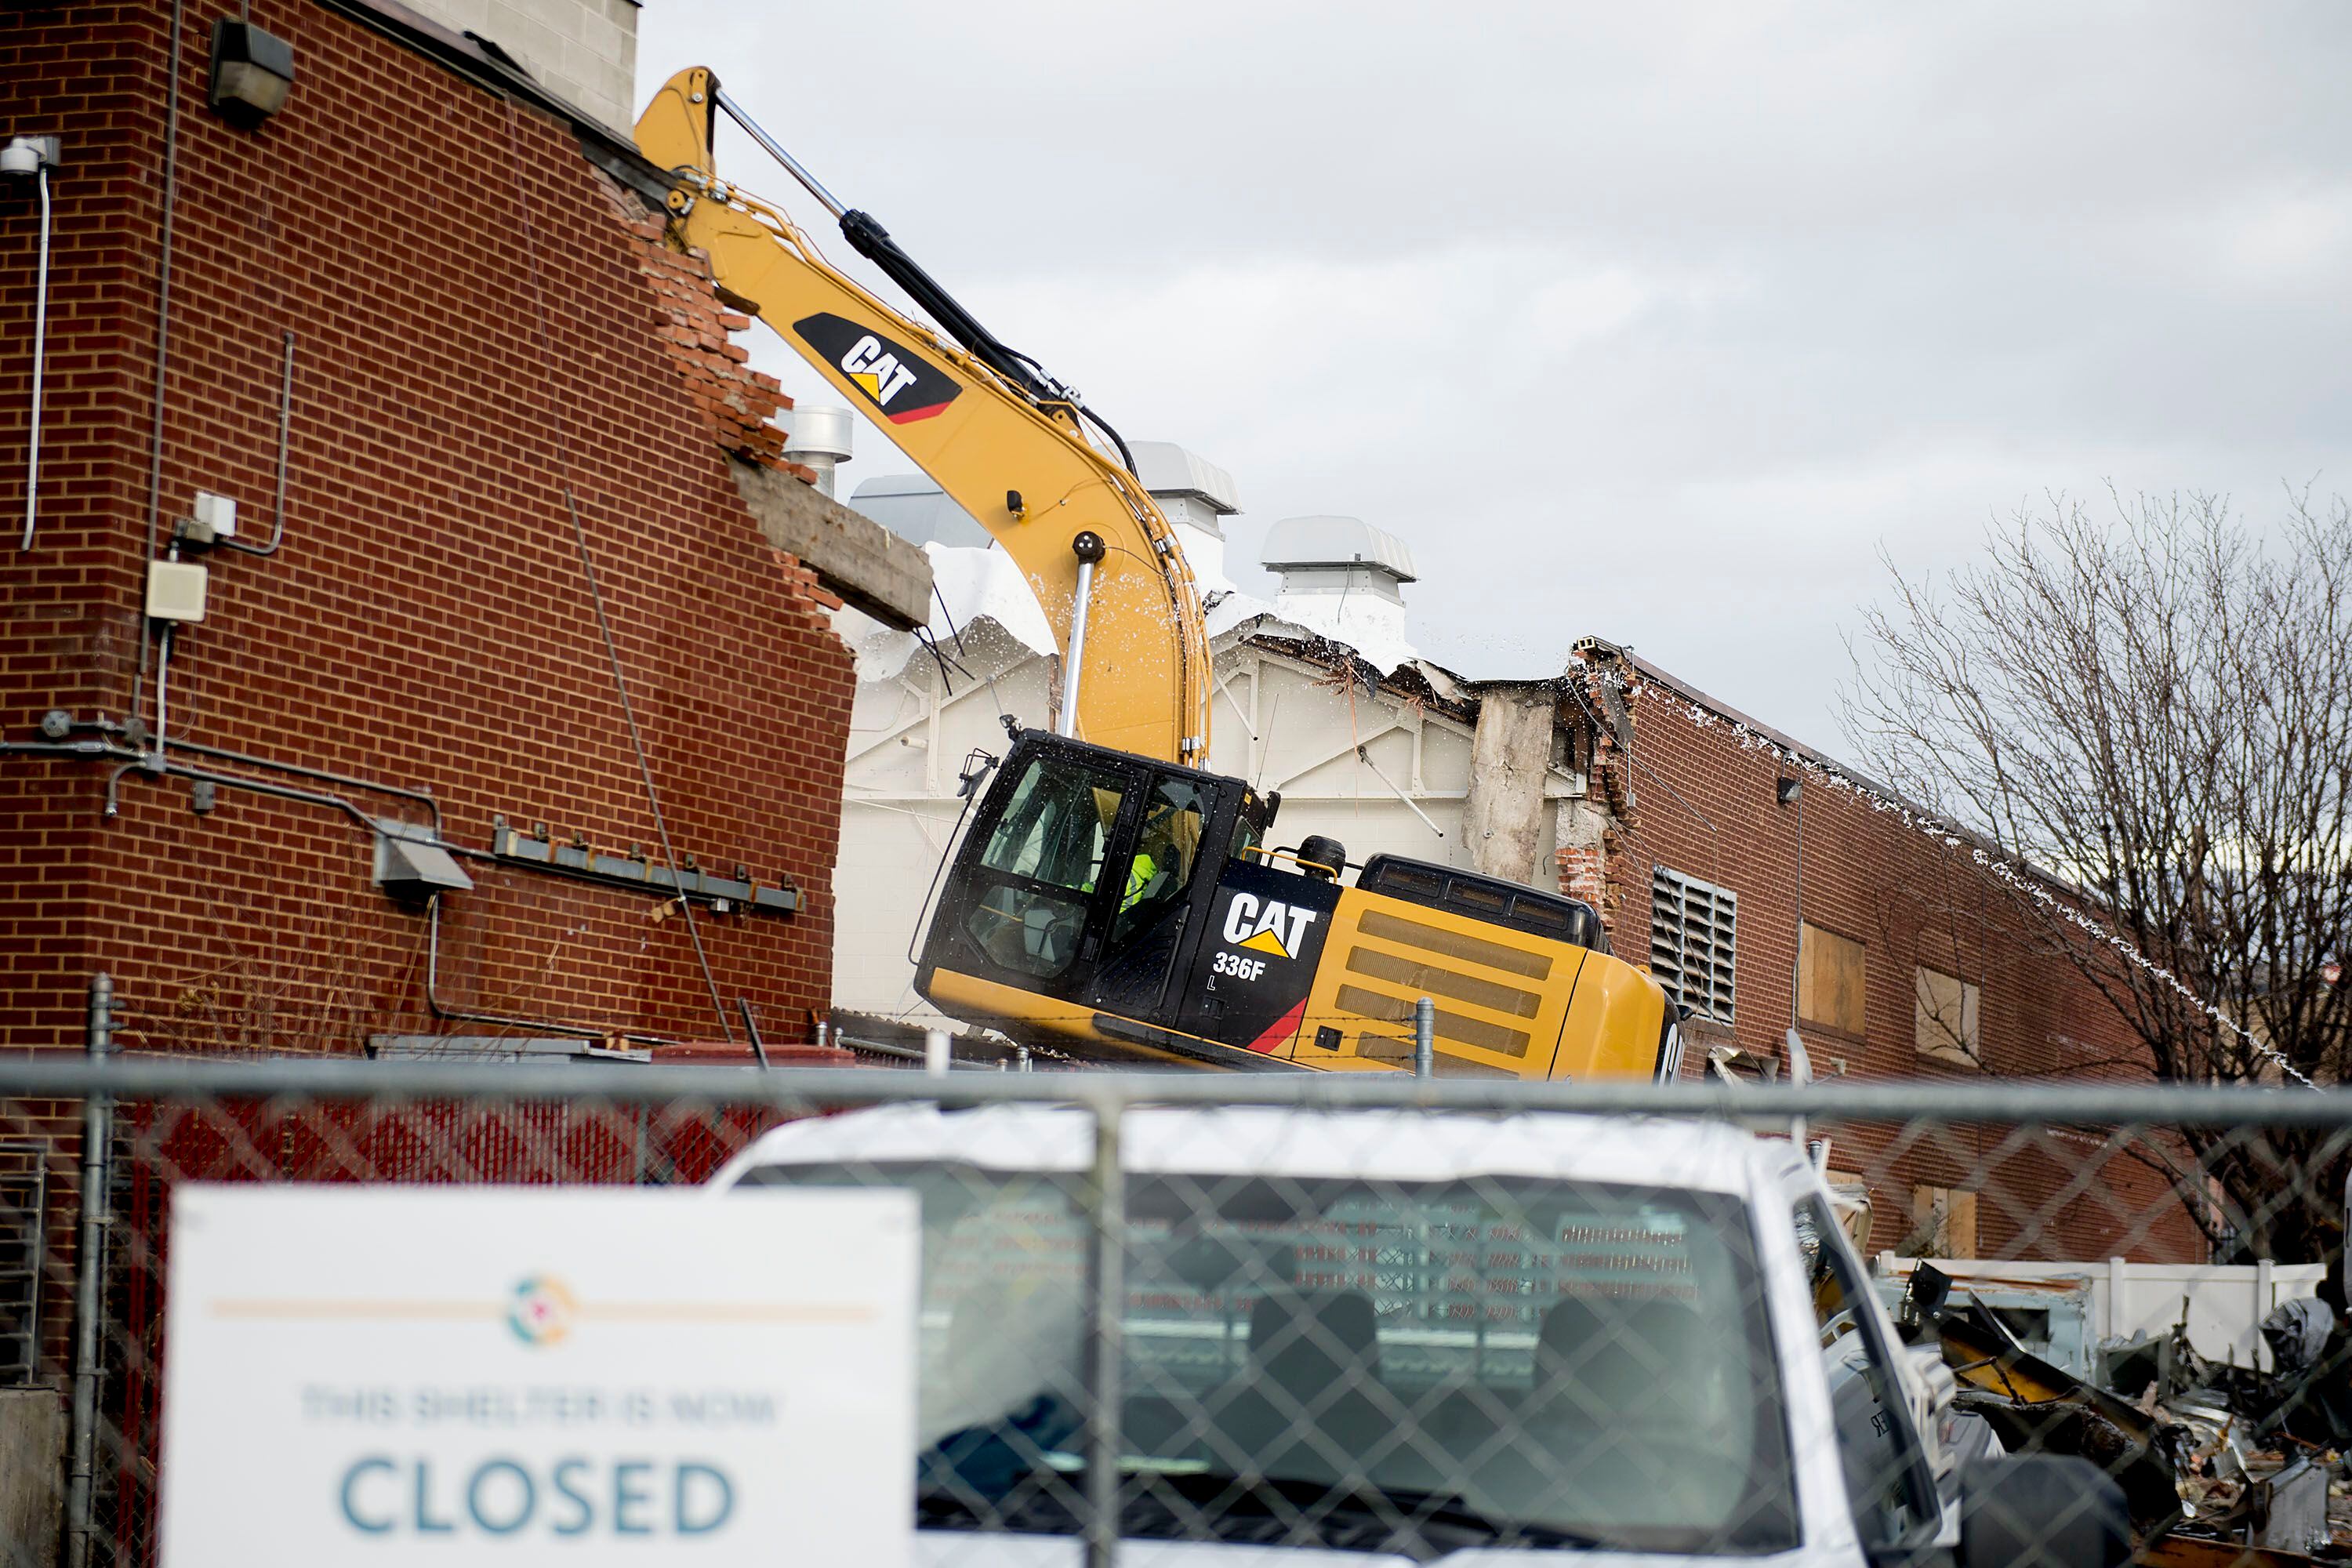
[1246,1000,1307,1055]
[885,401,953,425]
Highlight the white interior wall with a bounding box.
[830,622,1583,1024]
[833,617,1055,1022]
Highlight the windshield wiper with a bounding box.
[1270,1481,1625,1557]
[918,1473,1625,1559]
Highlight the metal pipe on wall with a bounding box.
[16,162,50,552]
[0,742,723,1054]
[162,735,439,833]
[214,329,295,557]
[0,743,685,1049]
[53,715,443,835]
[153,623,174,764]
[132,0,188,720]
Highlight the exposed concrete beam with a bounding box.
[730,458,933,631]
[1464,681,1557,885]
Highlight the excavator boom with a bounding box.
[636,71,1678,1087]
[636,67,1212,766]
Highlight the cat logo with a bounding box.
[1222,895,1319,960]
[840,334,917,408]
[789,314,963,426]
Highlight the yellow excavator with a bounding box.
[637,71,1682,1080]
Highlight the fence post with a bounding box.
[67,972,114,1568]
[1414,997,1435,1079]
[924,1029,950,1076]
[1081,1094,1125,1568]
[2256,1257,2277,1367]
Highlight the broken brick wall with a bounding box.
[0,0,855,1065]
[1563,655,2203,1263]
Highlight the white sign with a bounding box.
[160,1185,918,1566]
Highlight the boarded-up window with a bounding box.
[1798,922,1866,1036]
[1914,966,1982,1064]
[1908,1185,1978,1259]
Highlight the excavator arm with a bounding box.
[635,67,1212,767]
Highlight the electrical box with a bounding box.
[193,491,237,539]
[146,561,209,623]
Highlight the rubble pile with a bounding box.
[1900,1265,2352,1564]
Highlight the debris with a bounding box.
[2266,1301,2338,1381]
[1901,1264,2347,1565]
[1914,1276,2191,1535]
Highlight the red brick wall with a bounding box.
[0,2,854,1058]
[1567,660,2205,1263]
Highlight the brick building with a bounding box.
[0,0,936,1064]
[0,1,944,1549]
[1563,641,2202,1263]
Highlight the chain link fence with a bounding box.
[3,1050,2350,1566]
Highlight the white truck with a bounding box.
[714,1104,2127,1565]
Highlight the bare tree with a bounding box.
[1846,489,2352,1265]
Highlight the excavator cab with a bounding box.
[918,731,1680,1080]
[918,731,1294,1062]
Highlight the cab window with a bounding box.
[1108,776,1209,950]
[976,757,1123,889]
[964,756,1130,978]
[1792,1198,1933,1548]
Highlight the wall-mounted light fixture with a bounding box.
[208,19,296,129]
[1775,775,1802,806]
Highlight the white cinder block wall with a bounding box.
[399,0,639,130]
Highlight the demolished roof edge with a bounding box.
[1588,644,2089,903]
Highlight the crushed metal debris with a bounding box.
[1901,1264,2352,1563]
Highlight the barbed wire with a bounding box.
[1574,662,2322,1093]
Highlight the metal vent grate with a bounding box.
[0,1144,46,1387]
[1650,865,1737,1024]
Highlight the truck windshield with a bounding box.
[740,1162,1798,1555]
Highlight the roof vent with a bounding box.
[1129,441,1240,590]
[781,405,853,498]
[1257,515,1417,656]
[1260,515,1417,604]
[1127,442,1240,535]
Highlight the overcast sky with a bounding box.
[636,4,2352,749]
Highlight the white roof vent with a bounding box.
[1257,515,1417,656]
[1128,441,1241,591]
[781,405,854,498]
[1128,442,1240,522]
[1261,515,1417,591]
